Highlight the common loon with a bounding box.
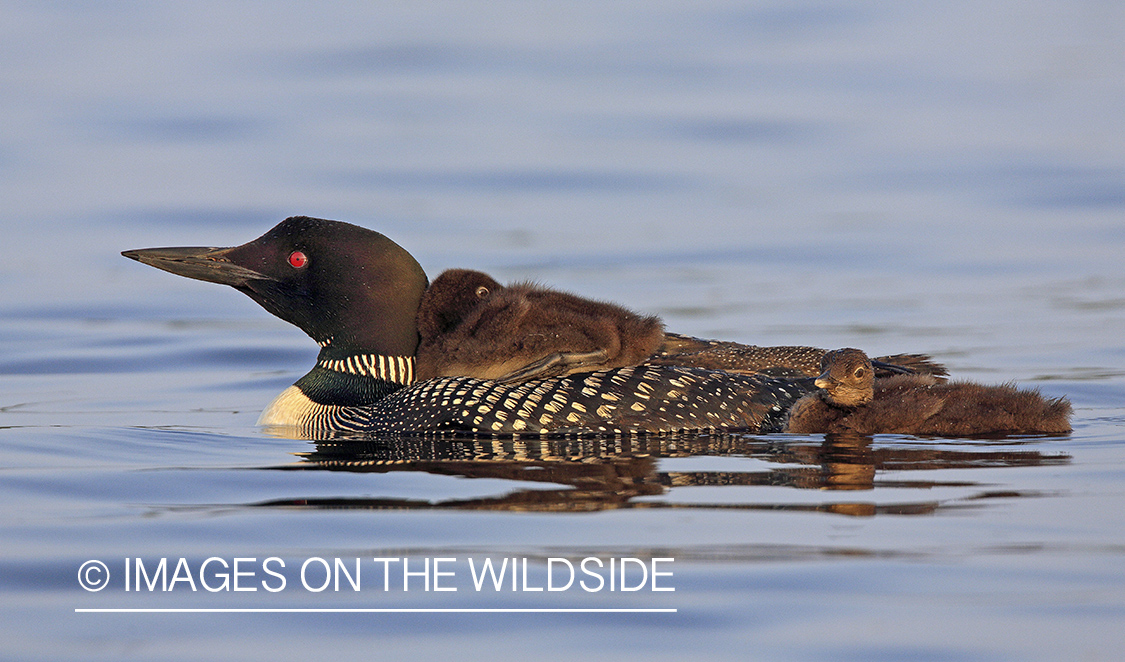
[416,268,665,383]
[121,216,942,436]
[784,348,1072,436]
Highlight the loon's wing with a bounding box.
[651,333,947,379]
[495,349,610,383]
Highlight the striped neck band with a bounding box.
[317,354,416,385]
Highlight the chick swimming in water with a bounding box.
[785,348,1072,436]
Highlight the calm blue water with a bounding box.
[3,2,1124,660]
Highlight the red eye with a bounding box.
[288,251,308,268]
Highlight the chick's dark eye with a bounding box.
[854,367,866,379]
[288,251,308,268]
[474,286,489,298]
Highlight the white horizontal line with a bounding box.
[77,612,675,616]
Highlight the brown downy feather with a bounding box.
[785,348,1072,436]
[416,269,665,382]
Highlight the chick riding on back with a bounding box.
[415,268,665,383]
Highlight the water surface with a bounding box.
[2,2,1123,660]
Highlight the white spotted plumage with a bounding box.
[267,360,811,437]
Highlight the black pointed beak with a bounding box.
[121,246,275,288]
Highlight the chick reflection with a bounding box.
[252,433,1070,517]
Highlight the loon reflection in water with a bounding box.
[236,433,1071,516]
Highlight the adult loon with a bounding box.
[784,348,1072,436]
[122,216,942,436]
[416,268,665,383]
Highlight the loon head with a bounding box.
[122,216,428,358]
[416,269,501,340]
[814,348,875,408]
